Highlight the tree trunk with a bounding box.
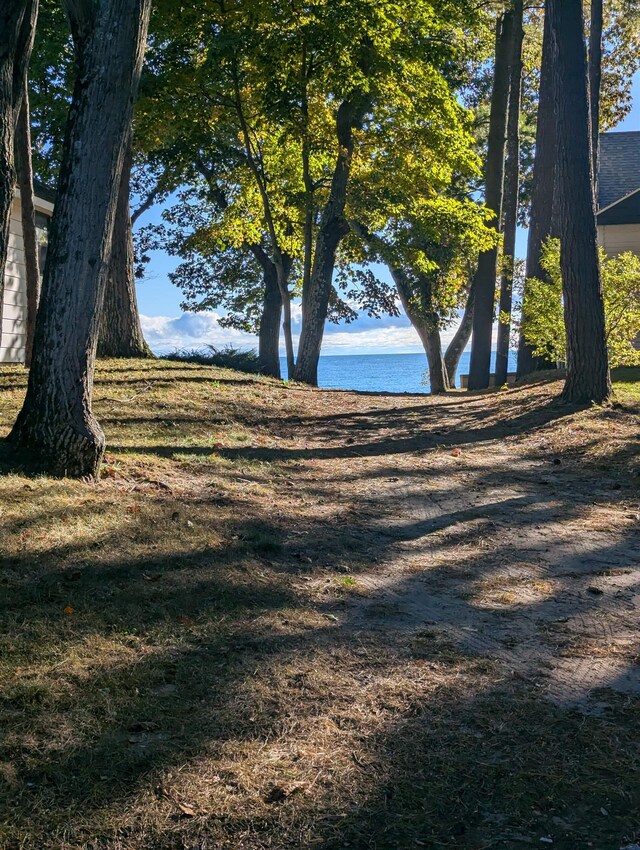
[15,81,40,367]
[97,137,153,358]
[549,0,610,404]
[293,98,365,385]
[495,0,524,388]
[278,266,295,380]
[468,10,515,390]
[588,0,603,195]
[0,0,38,348]
[516,8,558,378]
[10,0,152,479]
[249,244,284,380]
[444,278,475,387]
[258,262,282,379]
[392,267,449,394]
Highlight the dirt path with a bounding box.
[286,385,640,709]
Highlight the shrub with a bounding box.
[521,239,640,368]
[165,345,261,373]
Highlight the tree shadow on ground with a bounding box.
[1,373,639,849]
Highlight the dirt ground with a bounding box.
[0,361,639,850]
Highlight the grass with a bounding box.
[0,358,639,849]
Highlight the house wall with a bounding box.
[597,223,640,352]
[597,223,640,257]
[1,191,54,364]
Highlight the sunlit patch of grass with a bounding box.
[612,365,640,407]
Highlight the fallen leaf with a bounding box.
[63,606,74,615]
[159,786,197,817]
[178,616,195,627]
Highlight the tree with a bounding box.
[349,195,494,394]
[588,0,603,191]
[292,95,369,385]
[292,0,484,385]
[444,280,475,386]
[548,0,610,404]
[138,0,485,387]
[516,0,640,379]
[495,0,524,387]
[26,0,155,360]
[10,0,152,478]
[15,82,40,366]
[516,7,557,378]
[164,190,288,379]
[467,6,515,390]
[97,135,153,359]
[0,0,38,346]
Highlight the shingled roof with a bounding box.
[598,130,640,211]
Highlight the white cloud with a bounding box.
[140,312,257,353]
[140,310,470,357]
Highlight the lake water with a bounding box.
[281,351,519,394]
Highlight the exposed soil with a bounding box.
[0,361,639,850]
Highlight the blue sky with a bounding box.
[136,73,640,356]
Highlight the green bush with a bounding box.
[521,239,640,368]
[165,345,261,373]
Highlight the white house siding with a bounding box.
[1,191,54,364]
[597,223,640,257]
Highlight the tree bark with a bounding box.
[588,0,603,195]
[10,0,152,478]
[293,98,366,385]
[444,278,475,387]
[394,271,449,395]
[0,0,38,349]
[249,244,284,379]
[15,81,40,367]
[548,0,610,404]
[468,10,515,390]
[516,8,558,378]
[495,0,524,387]
[97,137,153,358]
[258,265,282,379]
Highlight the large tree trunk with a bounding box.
[549,0,610,404]
[0,0,38,348]
[444,278,475,388]
[293,98,364,385]
[10,0,152,479]
[495,0,524,388]
[97,137,153,358]
[15,82,40,367]
[516,8,558,378]
[588,0,603,196]
[468,10,515,390]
